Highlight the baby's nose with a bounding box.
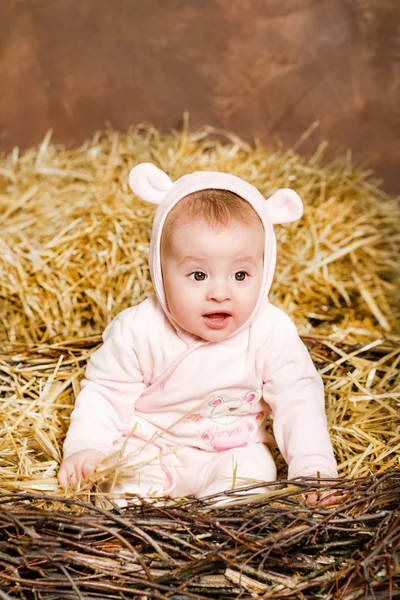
[207,283,231,302]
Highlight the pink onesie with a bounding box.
[63,164,338,498]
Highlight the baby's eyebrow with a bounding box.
[232,256,258,266]
[178,255,207,265]
[178,255,258,266]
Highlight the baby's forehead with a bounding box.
[166,218,264,259]
[171,217,261,234]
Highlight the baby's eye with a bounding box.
[234,271,248,281]
[189,271,207,281]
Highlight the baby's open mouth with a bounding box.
[202,312,232,330]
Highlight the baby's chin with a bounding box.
[188,323,241,343]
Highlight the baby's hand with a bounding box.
[304,474,341,507]
[58,449,106,489]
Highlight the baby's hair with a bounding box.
[161,189,262,253]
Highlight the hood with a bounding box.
[128,162,303,340]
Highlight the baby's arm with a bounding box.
[261,308,338,500]
[60,310,147,486]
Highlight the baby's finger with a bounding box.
[305,492,319,505]
[318,490,340,507]
[58,466,69,488]
[67,466,78,487]
[82,460,97,479]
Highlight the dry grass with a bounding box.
[0,122,399,499]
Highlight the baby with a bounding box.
[58,163,338,504]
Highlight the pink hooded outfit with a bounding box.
[63,163,338,498]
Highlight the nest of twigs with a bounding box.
[0,122,399,597]
[0,472,399,599]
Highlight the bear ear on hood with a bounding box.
[128,163,173,205]
[264,188,303,224]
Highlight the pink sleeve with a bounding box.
[63,311,146,458]
[262,310,337,479]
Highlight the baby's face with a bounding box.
[161,219,264,342]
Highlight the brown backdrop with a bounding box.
[0,0,399,192]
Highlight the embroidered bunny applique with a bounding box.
[187,390,265,451]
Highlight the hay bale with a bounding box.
[0,123,399,598]
[0,123,399,495]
